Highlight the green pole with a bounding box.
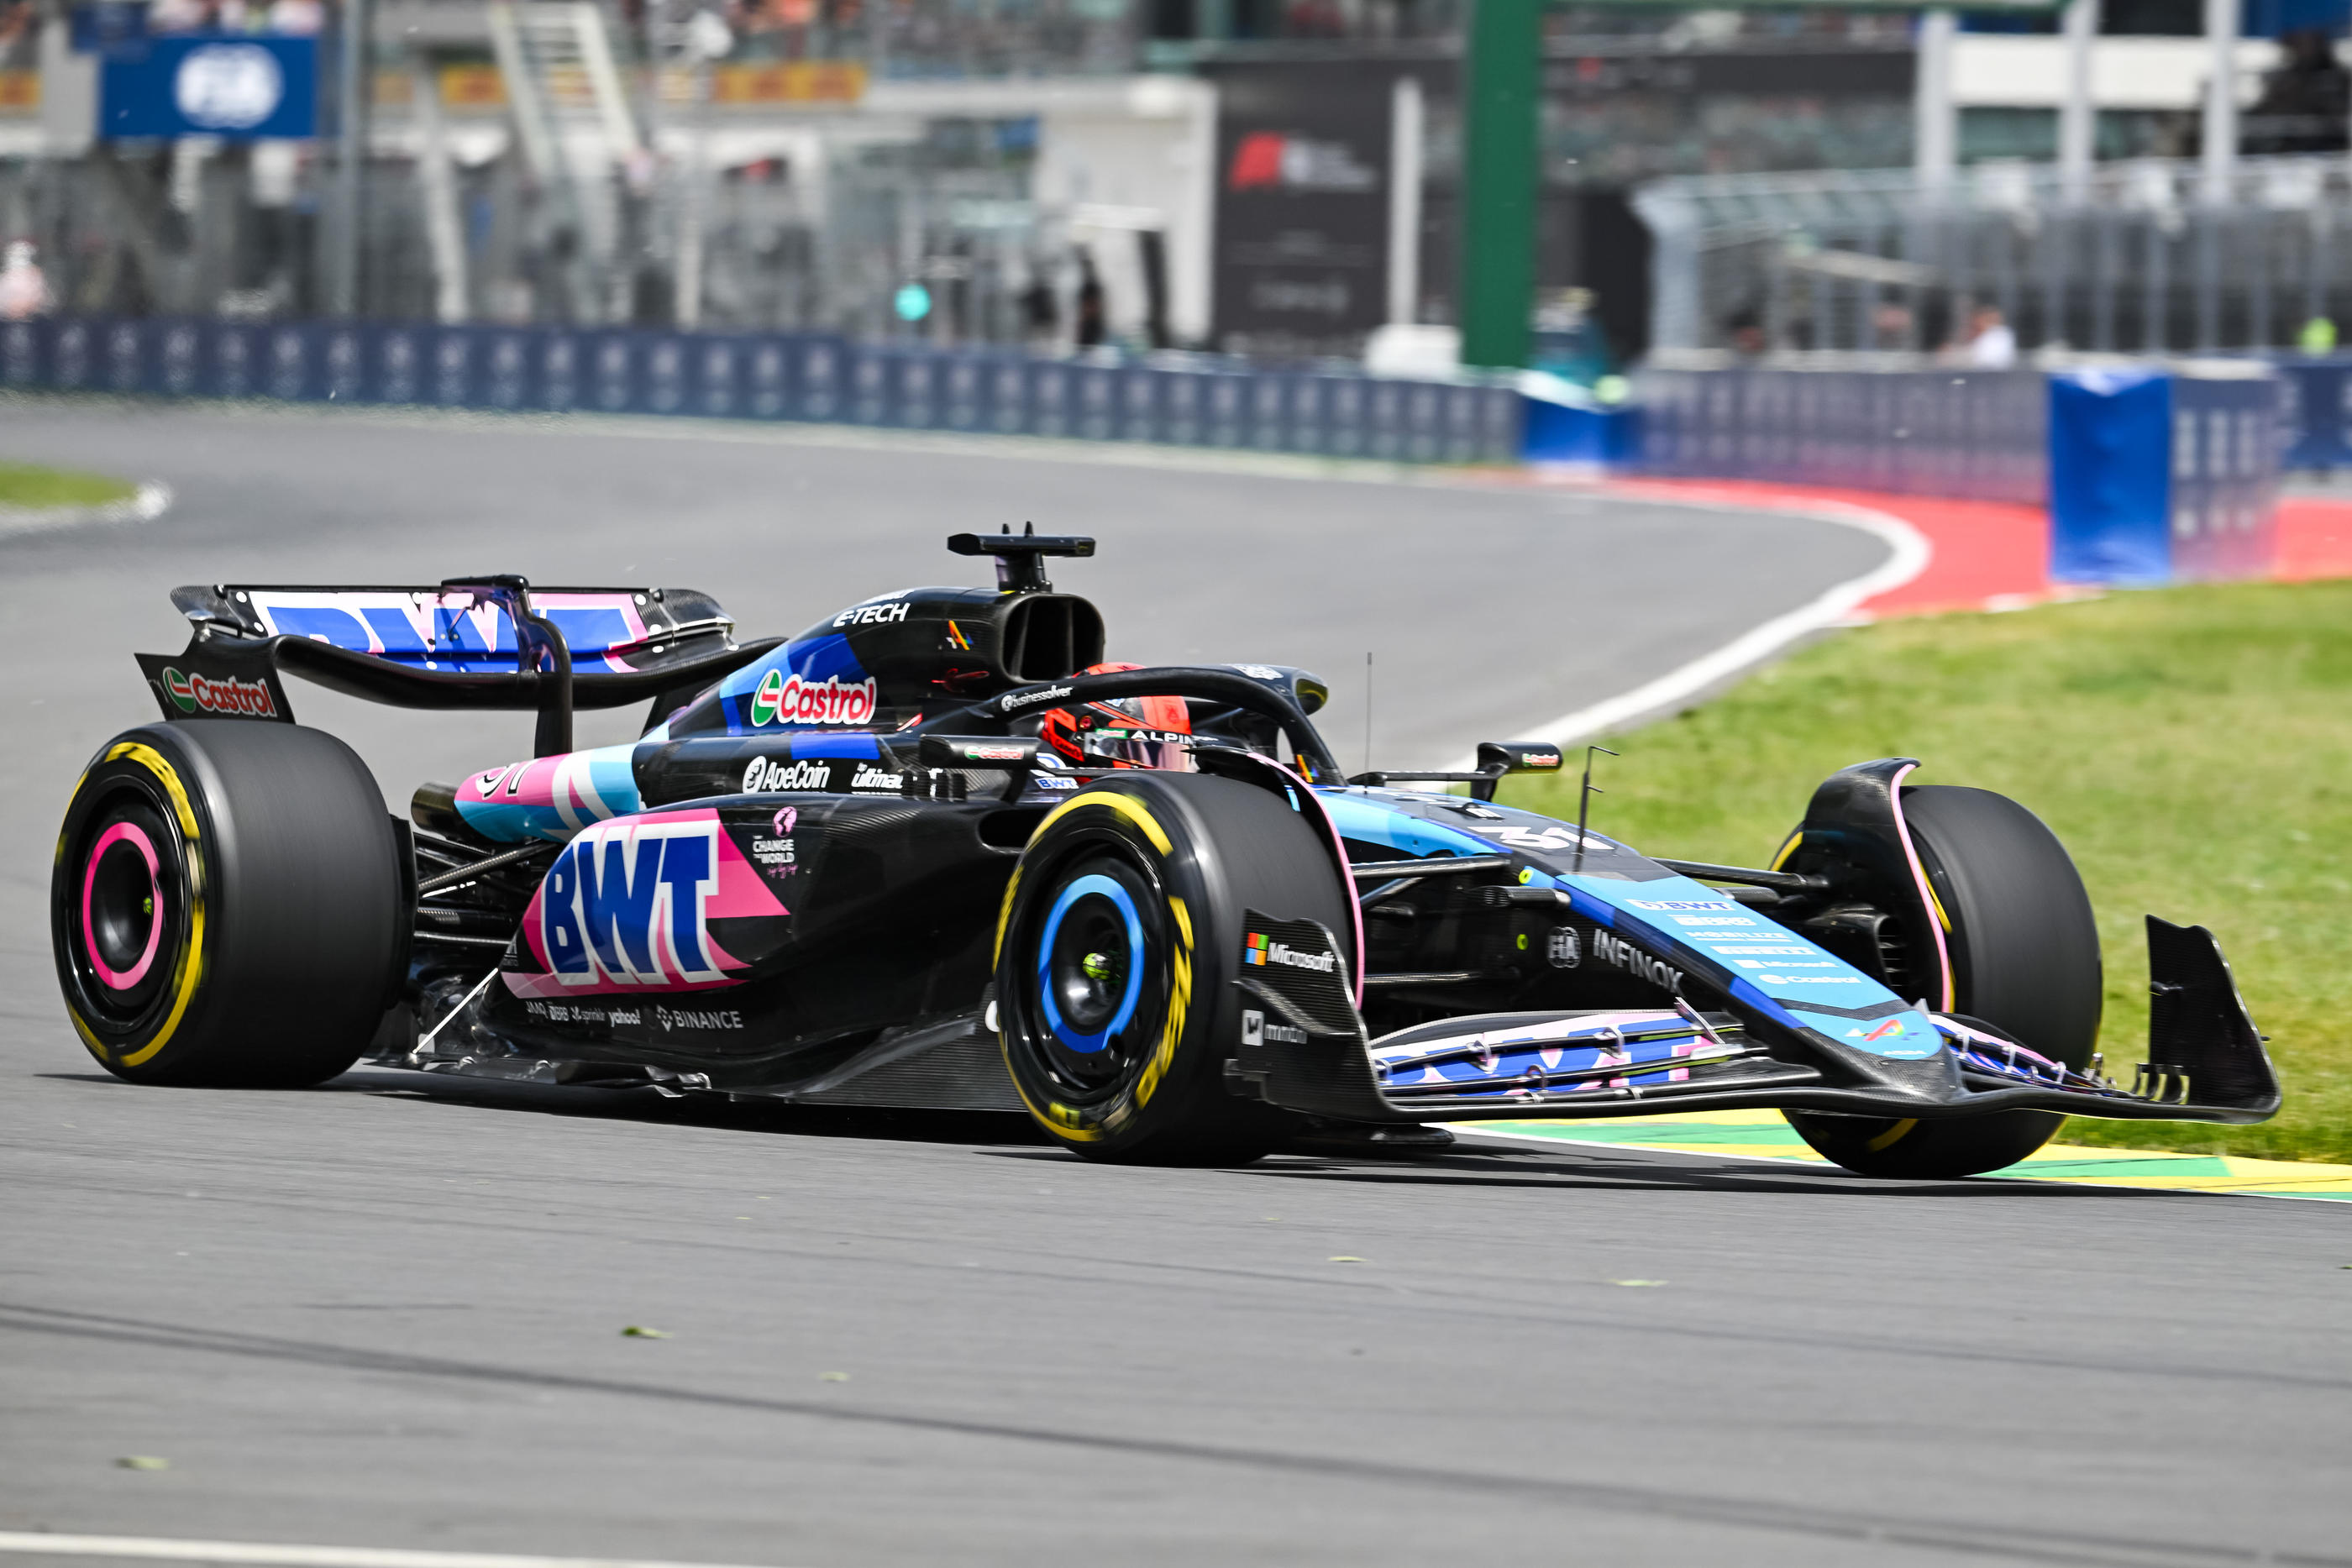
[1457,0,1541,369]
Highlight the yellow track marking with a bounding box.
[1450,1113,2352,1200]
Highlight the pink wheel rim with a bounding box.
[81,820,164,991]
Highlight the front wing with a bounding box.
[1231,915,2280,1127]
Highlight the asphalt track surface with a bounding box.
[3,400,2347,1568]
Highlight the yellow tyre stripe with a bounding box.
[1029,789,1173,855]
[1864,1117,1919,1152]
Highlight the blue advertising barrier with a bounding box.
[2047,366,2279,585]
[1633,367,2049,506]
[1,317,1525,467]
[2269,356,2352,469]
[2166,370,2281,582]
[1521,398,1640,465]
[1627,361,2281,585]
[2049,367,2172,584]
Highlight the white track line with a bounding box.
[1441,490,1930,769]
[0,1535,790,1568]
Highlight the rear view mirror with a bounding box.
[1477,742,1565,775]
[1470,742,1565,800]
[918,735,1042,768]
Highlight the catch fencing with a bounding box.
[0,316,1525,464]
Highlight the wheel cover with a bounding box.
[1008,847,1170,1102]
[63,788,186,1031]
[1037,873,1146,1056]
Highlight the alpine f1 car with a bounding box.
[53,530,2280,1177]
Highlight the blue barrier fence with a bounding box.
[1632,368,2049,506]
[1630,362,2279,585]
[2047,364,2281,585]
[0,317,1526,466]
[2271,356,2352,470]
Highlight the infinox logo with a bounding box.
[750,669,877,727]
[542,819,725,988]
[1593,931,1683,994]
[160,665,277,717]
[1244,931,1335,973]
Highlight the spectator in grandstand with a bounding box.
[1724,305,1767,358]
[1964,304,2017,368]
[1021,266,1058,349]
[1074,251,1106,349]
[0,240,51,320]
[147,0,211,30]
[2241,28,2348,155]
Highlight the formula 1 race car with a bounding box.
[53,531,2281,1177]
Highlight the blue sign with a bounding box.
[100,34,319,140]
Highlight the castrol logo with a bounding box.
[160,665,277,717]
[749,669,878,727]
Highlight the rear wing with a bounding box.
[139,578,780,755]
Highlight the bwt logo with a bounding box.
[542,821,723,987]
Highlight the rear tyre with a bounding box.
[995,772,1349,1165]
[1788,784,2103,1179]
[53,722,407,1088]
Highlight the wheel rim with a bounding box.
[1037,873,1145,1056]
[66,791,182,1026]
[1013,850,1168,1100]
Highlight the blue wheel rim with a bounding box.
[1036,873,1146,1055]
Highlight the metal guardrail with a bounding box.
[0,317,1525,464]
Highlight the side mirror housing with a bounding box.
[1469,741,1565,801]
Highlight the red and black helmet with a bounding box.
[1037,663,1194,771]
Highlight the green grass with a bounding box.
[1498,579,2352,1167]
[0,460,135,510]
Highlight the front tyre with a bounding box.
[1788,784,2103,1178]
[995,773,1350,1165]
[53,722,407,1088]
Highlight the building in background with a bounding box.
[0,0,2344,365]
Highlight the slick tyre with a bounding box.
[53,721,407,1088]
[1789,784,2103,1179]
[995,772,1349,1165]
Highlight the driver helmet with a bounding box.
[1038,663,1194,771]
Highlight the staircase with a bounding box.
[486,0,646,322]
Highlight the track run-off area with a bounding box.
[1,397,2345,1568]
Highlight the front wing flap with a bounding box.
[1234,915,2280,1127]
